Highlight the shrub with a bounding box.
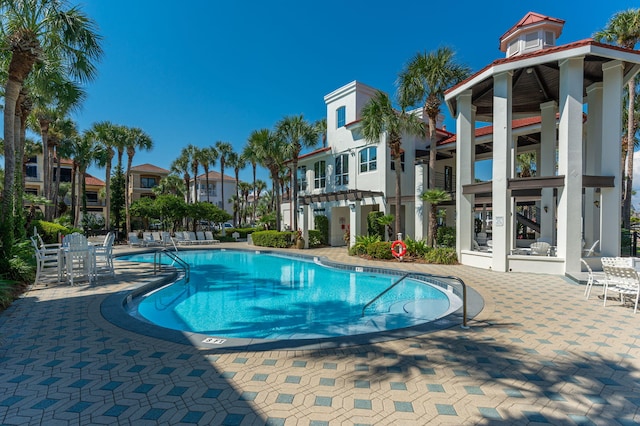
[436,226,456,248]
[353,234,381,256]
[425,248,458,265]
[366,241,394,260]
[404,237,430,258]
[32,220,74,244]
[367,211,385,238]
[314,216,329,245]
[252,230,293,248]
[225,227,256,238]
[308,230,322,248]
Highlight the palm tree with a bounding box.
[276,114,320,231]
[227,151,246,227]
[185,144,200,203]
[87,121,120,229]
[238,181,252,225]
[171,149,192,204]
[152,175,186,198]
[398,48,469,239]
[215,141,233,213]
[73,130,98,227]
[421,188,452,247]
[361,90,426,237]
[316,118,327,148]
[124,127,153,233]
[0,0,102,264]
[197,146,218,203]
[254,129,286,231]
[594,8,640,229]
[242,129,268,222]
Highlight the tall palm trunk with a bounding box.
[623,79,636,229]
[125,151,134,233]
[251,162,257,223]
[291,157,299,231]
[71,162,78,226]
[204,166,210,203]
[105,153,113,229]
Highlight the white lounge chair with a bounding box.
[602,264,640,313]
[582,240,600,257]
[128,232,144,247]
[204,231,220,244]
[143,232,162,247]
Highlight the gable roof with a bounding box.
[195,170,236,182]
[499,12,565,48]
[439,116,543,146]
[130,163,170,174]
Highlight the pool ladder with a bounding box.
[154,248,190,284]
[361,272,469,329]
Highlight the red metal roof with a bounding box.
[439,116,543,145]
[500,12,565,43]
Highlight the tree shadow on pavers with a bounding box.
[296,328,640,425]
[0,293,267,426]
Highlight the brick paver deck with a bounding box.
[1,243,638,425]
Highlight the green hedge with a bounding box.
[366,241,394,260]
[425,248,458,264]
[308,230,322,248]
[367,211,385,238]
[32,220,78,244]
[314,216,329,245]
[224,227,257,238]
[252,230,294,248]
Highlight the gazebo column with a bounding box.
[600,61,624,256]
[455,90,475,254]
[414,160,426,241]
[557,57,584,274]
[492,72,513,272]
[540,101,557,245]
[585,83,603,250]
[299,203,310,248]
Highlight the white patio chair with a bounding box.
[94,232,115,277]
[580,258,606,300]
[582,240,600,257]
[62,232,95,286]
[31,236,62,285]
[530,241,551,256]
[602,265,640,313]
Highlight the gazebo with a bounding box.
[444,12,640,274]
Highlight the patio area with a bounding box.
[1,243,638,425]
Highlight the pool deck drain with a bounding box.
[1,243,639,425]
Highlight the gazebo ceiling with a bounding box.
[445,40,640,122]
[470,55,611,118]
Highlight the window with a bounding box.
[544,31,554,46]
[25,188,38,196]
[444,166,453,191]
[26,164,38,178]
[140,176,157,188]
[359,147,377,173]
[314,161,326,189]
[524,32,539,49]
[53,168,72,182]
[390,152,405,172]
[86,191,98,204]
[297,166,307,191]
[336,106,346,128]
[507,40,519,57]
[335,154,349,186]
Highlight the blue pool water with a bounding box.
[118,250,460,340]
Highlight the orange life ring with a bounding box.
[391,240,407,258]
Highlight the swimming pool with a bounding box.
[117,250,463,341]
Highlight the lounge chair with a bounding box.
[582,240,600,257]
[128,232,144,247]
[185,231,208,245]
[580,258,606,300]
[204,231,220,244]
[602,264,640,313]
[143,232,162,247]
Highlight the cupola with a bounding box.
[499,12,565,58]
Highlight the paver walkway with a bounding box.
[1,243,638,425]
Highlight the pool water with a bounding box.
[119,250,460,340]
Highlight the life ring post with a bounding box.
[391,240,407,260]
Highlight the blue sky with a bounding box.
[77,0,638,188]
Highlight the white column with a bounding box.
[492,71,513,272]
[349,201,361,248]
[455,90,475,254]
[585,83,603,249]
[557,56,584,274]
[414,161,425,241]
[540,101,557,244]
[300,204,309,248]
[600,61,624,256]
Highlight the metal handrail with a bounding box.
[361,272,469,329]
[361,274,409,317]
[154,248,190,283]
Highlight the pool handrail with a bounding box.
[154,248,190,284]
[361,272,469,329]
